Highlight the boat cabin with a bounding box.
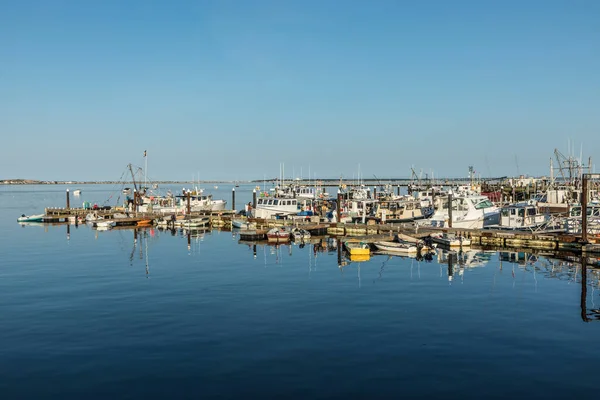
[499,201,548,229]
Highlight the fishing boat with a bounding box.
[17,214,45,223]
[344,241,370,256]
[267,227,291,243]
[73,189,82,196]
[428,190,500,229]
[490,200,551,230]
[254,197,300,219]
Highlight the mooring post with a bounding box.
[336,192,342,224]
[186,191,191,215]
[582,174,588,243]
[397,185,400,196]
[252,189,257,208]
[232,187,236,213]
[373,187,377,200]
[448,192,453,228]
[66,189,70,209]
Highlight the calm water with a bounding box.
[1,184,600,399]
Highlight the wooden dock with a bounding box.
[29,206,600,255]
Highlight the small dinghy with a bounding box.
[17,214,44,223]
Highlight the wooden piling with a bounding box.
[66,189,70,209]
[232,187,236,212]
[252,189,257,208]
[337,192,342,223]
[448,193,453,228]
[186,191,191,215]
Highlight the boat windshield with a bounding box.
[473,199,494,209]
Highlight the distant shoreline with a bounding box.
[1,180,247,185]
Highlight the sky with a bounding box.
[1,0,599,181]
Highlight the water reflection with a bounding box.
[16,221,600,322]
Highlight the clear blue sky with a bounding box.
[1,0,599,181]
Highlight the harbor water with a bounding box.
[1,184,600,399]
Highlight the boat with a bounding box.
[290,228,311,241]
[232,218,257,230]
[488,200,552,231]
[239,229,267,241]
[563,202,600,235]
[266,227,291,243]
[122,187,132,195]
[344,241,370,256]
[95,220,116,229]
[254,197,300,219]
[430,233,471,247]
[373,240,435,254]
[178,217,210,228]
[356,197,432,223]
[428,190,500,229]
[73,189,82,196]
[17,214,44,223]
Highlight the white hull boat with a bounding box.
[17,214,45,223]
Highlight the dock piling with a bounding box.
[186,191,191,215]
[448,193,453,228]
[232,187,236,213]
[66,189,70,209]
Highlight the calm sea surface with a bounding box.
[1,184,600,399]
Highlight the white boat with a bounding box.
[360,198,432,223]
[73,189,82,196]
[157,216,210,228]
[491,200,551,230]
[430,233,471,247]
[563,202,600,235]
[176,191,227,212]
[254,197,299,219]
[232,219,257,230]
[373,240,434,254]
[95,220,116,229]
[17,214,45,223]
[290,227,311,241]
[428,191,500,229]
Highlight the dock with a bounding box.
[22,205,600,255]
